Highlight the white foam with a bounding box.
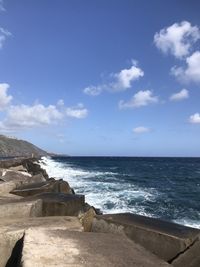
[173,218,200,229]
[39,156,157,214]
[39,156,200,229]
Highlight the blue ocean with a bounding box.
[40,156,200,229]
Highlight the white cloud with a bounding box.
[119,90,158,109]
[170,89,189,101]
[154,21,200,59]
[171,51,200,83]
[189,113,200,124]
[4,104,63,129]
[0,83,88,132]
[112,64,144,91]
[66,103,88,119]
[83,61,144,96]
[0,27,11,49]
[0,83,12,110]
[133,126,150,134]
[83,86,103,96]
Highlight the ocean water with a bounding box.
[39,156,200,229]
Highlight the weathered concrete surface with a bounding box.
[21,229,170,267]
[9,164,28,172]
[0,168,32,182]
[79,207,97,232]
[91,213,200,262]
[0,216,83,233]
[0,181,17,195]
[40,192,85,216]
[0,217,83,267]
[172,240,200,267]
[0,192,85,219]
[26,192,85,216]
[11,178,73,197]
[0,198,43,219]
[0,230,24,267]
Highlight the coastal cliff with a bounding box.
[0,156,199,266]
[0,135,48,158]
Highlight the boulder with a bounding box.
[19,229,170,267]
[91,213,200,262]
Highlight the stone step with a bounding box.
[91,213,200,262]
[20,229,170,267]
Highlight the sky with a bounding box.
[0,0,200,156]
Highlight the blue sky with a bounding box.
[0,0,200,156]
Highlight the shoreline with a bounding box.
[0,156,199,266]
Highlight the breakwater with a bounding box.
[0,157,199,266]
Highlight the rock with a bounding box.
[18,229,170,267]
[11,179,73,197]
[91,213,200,262]
[171,240,200,267]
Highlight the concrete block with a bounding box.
[91,213,200,262]
[21,229,170,267]
[172,240,200,267]
[0,199,43,219]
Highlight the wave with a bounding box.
[40,157,157,213]
[39,156,200,229]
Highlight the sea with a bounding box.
[39,156,200,229]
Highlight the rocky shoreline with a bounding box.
[0,157,199,266]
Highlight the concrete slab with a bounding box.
[0,199,43,219]
[0,216,83,233]
[21,229,171,267]
[0,217,83,267]
[172,240,200,267]
[91,213,200,262]
[11,179,73,197]
[29,192,85,216]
